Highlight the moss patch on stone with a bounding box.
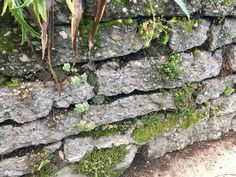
[0,75,21,87]
[89,121,133,139]
[169,17,199,33]
[132,111,207,143]
[73,145,128,177]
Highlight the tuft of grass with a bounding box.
[73,145,128,177]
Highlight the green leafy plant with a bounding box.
[74,102,90,113]
[157,53,183,83]
[77,120,96,131]
[224,87,235,96]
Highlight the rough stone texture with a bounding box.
[84,92,175,125]
[64,130,134,163]
[209,19,236,51]
[0,142,61,177]
[228,45,236,71]
[212,93,236,116]
[96,50,223,96]
[169,19,210,52]
[0,81,94,124]
[0,21,143,76]
[196,75,236,104]
[55,166,87,177]
[147,113,235,158]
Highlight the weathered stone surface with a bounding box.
[202,0,236,17]
[96,50,222,96]
[0,115,81,155]
[169,19,210,52]
[55,166,87,177]
[84,92,175,125]
[147,113,235,158]
[0,142,61,177]
[212,93,236,116]
[209,19,236,51]
[196,75,236,104]
[0,81,94,124]
[227,45,236,71]
[53,21,143,64]
[0,21,143,76]
[64,130,134,163]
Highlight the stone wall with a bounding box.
[1,0,236,177]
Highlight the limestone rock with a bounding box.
[84,92,176,125]
[146,113,234,158]
[169,19,210,52]
[64,132,134,163]
[209,19,236,51]
[196,75,236,104]
[96,50,222,96]
[0,82,94,124]
[0,142,61,177]
[212,93,236,116]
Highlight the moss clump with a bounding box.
[193,49,201,57]
[224,87,235,96]
[132,111,206,143]
[0,75,21,87]
[74,145,128,177]
[89,121,133,139]
[26,150,58,177]
[0,28,17,52]
[157,53,183,83]
[169,17,199,33]
[139,18,171,47]
[172,83,198,115]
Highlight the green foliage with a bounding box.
[89,121,133,139]
[92,95,106,105]
[77,120,96,131]
[0,75,20,87]
[169,17,199,32]
[172,84,198,115]
[70,73,87,88]
[224,87,235,96]
[74,102,90,114]
[173,0,190,20]
[132,111,206,143]
[139,18,171,47]
[157,53,183,83]
[74,145,128,177]
[193,49,201,57]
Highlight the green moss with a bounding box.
[110,0,130,7]
[89,121,133,139]
[74,145,128,177]
[0,28,17,52]
[224,87,235,96]
[157,53,183,83]
[193,49,201,57]
[132,111,207,143]
[169,17,199,33]
[172,83,198,115]
[0,75,21,87]
[139,18,171,47]
[26,150,58,177]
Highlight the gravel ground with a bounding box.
[122,131,236,177]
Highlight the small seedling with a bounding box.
[224,87,235,96]
[74,102,90,114]
[77,120,96,131]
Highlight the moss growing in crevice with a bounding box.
[73,145,128,177]
[89,121,133,139]
[132,111,207,143]
[169,17,199,33]
[26,150,58,177]
[0,75,21,87]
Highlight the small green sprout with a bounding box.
[77,120,96,131]
[74,102,90,114]
[224,87,235,97]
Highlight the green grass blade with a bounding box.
[174,0,190,20]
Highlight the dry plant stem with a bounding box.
[88,0,108,54]
[71,0,83,66]
[47,0,61,92]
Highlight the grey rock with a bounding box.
[212,93,236,116]
[96,50,223,96]
[55,166,87,177]
[0,81,94,124]
[64,131,134,163]
[84,92,175,125]
[227,45,236,71]
[196,75,236,104]
[147,113,234,158]
[0,21,143,76]
[169,19,210,52]
[209,18,236,51]
[0,115,81,155]
[0,142,61,177]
